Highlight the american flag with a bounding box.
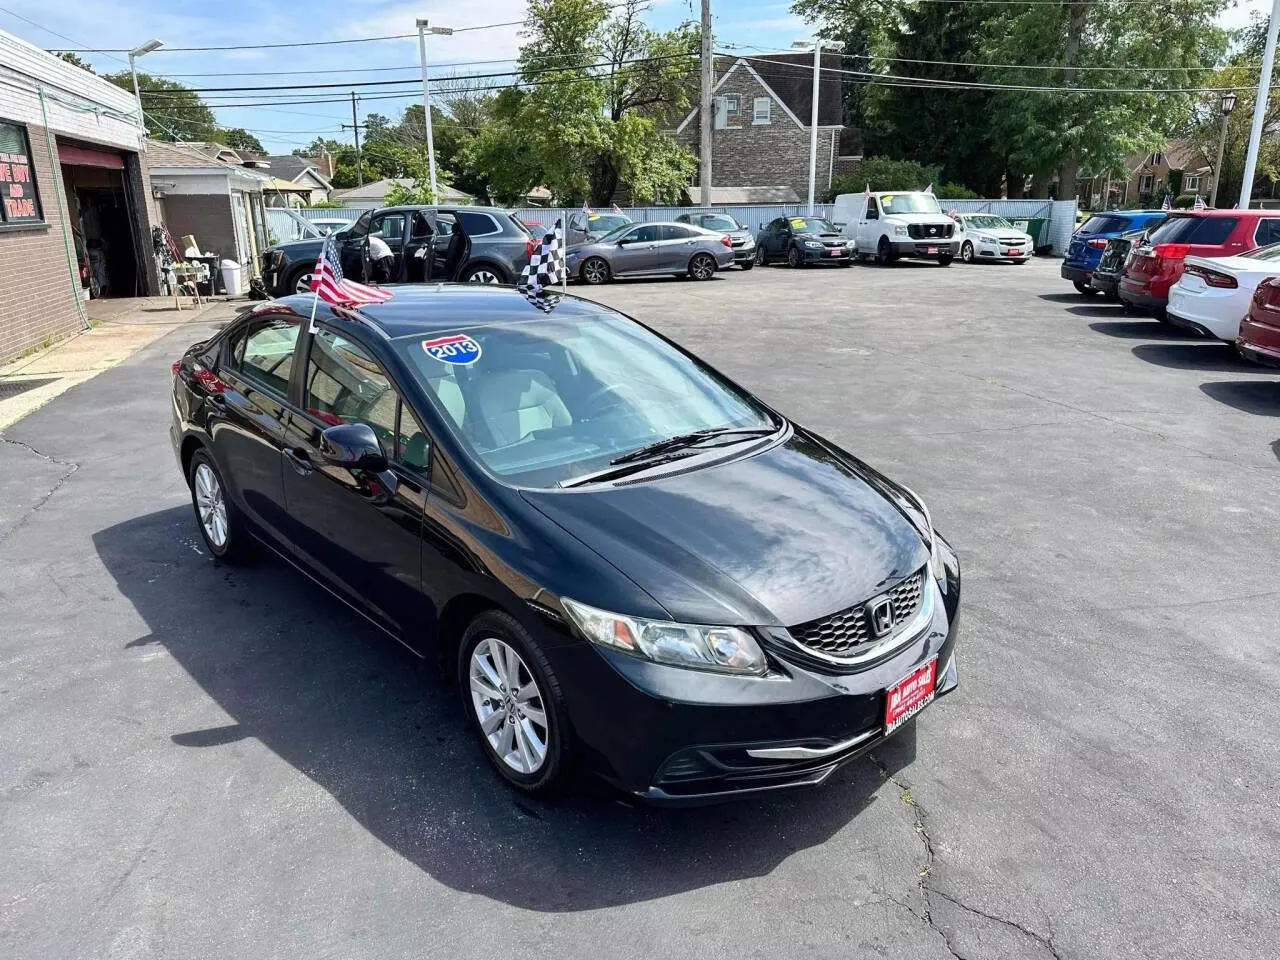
[611,203,624,215]
[309,234,394,308]
[1161,193,1171,211]
[1193,194,1207,210]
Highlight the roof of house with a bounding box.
[683,185,803,204]
[263,177,313,193]
[1127,139,1214,176]
[674,54,843,135]
[145,140,269,187]
[262,155,333,187]
[329,178,475,203]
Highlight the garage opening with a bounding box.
[58,142,147,298]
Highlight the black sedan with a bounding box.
[170,287,960,802]
[754,215,856,267]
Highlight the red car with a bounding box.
[1119,210,1280,318]
[1238,277,1280,366]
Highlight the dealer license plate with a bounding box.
[830,248,842,256]
[926,246,938,254]
[885,657,937,734]
[1006,248,1021,256]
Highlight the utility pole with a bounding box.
[349,92,363,186]
[417,20,453,202]
[1239,1,1278,209]
[699,0,712,207]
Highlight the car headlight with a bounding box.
[270,250,285,268]
[561,598,768,676]
[804,240,823,249]
[893,226,908,237]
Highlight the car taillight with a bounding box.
[1153,243,1191,261]
[171,360,182,378]
[525,238,536,259]
[1184,263,1238,289]
[721,234,732,247]
[1087,238,1108,248]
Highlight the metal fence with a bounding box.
[269,198,1080,253]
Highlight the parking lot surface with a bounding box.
[3,257,1278,959]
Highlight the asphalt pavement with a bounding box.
[2,257,1278,959]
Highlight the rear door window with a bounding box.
[456,211,500,237]
[1148,216,1239,245]
[1078,215,1128,235]
[1254,218,1280,247]
[230,316,301,399]
[661,224,695,240]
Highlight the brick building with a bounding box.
[671,54,846,203]
[0,29,160,364]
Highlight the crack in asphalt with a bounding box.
[0,436,81,547]
[869,752,1064,960]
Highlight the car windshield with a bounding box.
[966,215,1013,230]
[878,194,941,215]
[788,217,838,233]
[1078,214,1130,235]
[395,311,776,488]
[586,214,631,234]
[1243,240,1280,262]
[695,214,743,231]
[1148,215,1238,245]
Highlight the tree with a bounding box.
[57,52,95,73]
[104,71,218,142]
[219,127,265,154]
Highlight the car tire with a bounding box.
[754,246,768,267]
[580,257,610,285]
[740,258,755,271]
[187,448,249,563]
[462,263,506,284]
[460,610,569,795]
[1073,280,1099,296]
[689,252,717,280]
[1155,306,1171,324]
[1103,288,1119,301]
[787,245,802,268]
[289,267,314,295]
[839,259,854,267]
[938,254,954,267]
[875,237,893,266]
[961,241,975,264]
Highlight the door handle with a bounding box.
[283,447,314,476]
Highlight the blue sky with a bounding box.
[0,0,1269,155]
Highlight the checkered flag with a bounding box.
[517,218,565,292]
[517,287,562,313]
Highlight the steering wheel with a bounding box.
[581,382,640,416]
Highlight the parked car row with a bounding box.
[1064,206,1280,366]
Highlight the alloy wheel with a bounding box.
[294,272,314,294]
[469,637,549,775]
[466,268,501,284]
[581,258,609,284]
[787,246,801,268]
[961,241,974,263]
[754,246,767,266]
[193,462,228,549]
[690,253,715,280]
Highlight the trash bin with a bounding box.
[220,260,243,296]
[1012,217,1051,251]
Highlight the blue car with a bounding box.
[1062,210,1167,295]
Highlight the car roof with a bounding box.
[1164,208,1257,217]
[272,285,616,339]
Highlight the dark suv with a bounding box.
[261,205,535,295]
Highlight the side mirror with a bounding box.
[319,422,387,472]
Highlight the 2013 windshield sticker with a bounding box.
[423,334,482,365]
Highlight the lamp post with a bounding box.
[1239,0,1279,209]
[128,39,164,137]
[793,38,840,215]
[1209,90,1237,209]
[416,20,453,201]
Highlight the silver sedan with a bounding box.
[567,221,736,284]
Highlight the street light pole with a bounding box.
[1210,91,1237,209]
[127,39,164,137]
[794,38,835,215]
[416,19,453,202]
[1239,0,1279,209]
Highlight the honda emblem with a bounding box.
[868,597,896,637]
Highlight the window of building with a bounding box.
[1183,174,1200,193]
[753,97,772,125]
[714,94,741,129]
[0,120,44,226]
[1139,174,1154,194]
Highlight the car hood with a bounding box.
[882,212,952,225]
[520,428,928,628]
[270,237,324,258]
[969,228,1032,243]
[795,229,847,241]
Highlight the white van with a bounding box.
[833,191,959,266]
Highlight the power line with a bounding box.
[0,4,128,66]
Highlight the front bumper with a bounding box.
[731,244,756,265]
[891,239,957,258]
[800,245,855,263]
[546,552,961,803]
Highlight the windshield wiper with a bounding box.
[608,426,777,466]
[557,426,779,489]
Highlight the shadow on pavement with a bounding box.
[1066,304,1124,318]
[1089,320,1198,341]
[1199,380,1280,416]
[1038,292,1090,303]
[93,506,910,912]
[1130,342,1259,371]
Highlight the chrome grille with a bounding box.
[788,570,925,657]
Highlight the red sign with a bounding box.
[0,122,41,224]
[884,657,937,734]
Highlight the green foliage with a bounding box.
[219,127,265,155]
[827,156,940,199]
[936,182,980,200]
[383,181,437,206]
[1167,168,1184,196]
[104,71,218,142]
[308,199,346,209]
[1173,195,1197,208]
[57,52,95,73]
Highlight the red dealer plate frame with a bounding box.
[927,246,938,254]
[884,657,937,734]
